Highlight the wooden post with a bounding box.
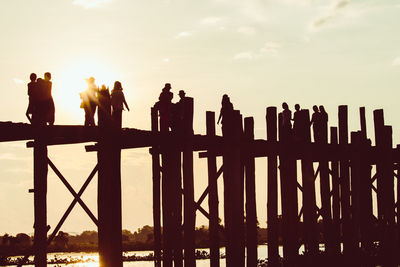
[33,136,48,267]
[278,111,299,266]
[151,107,162,267]
[319,113,333,256]
[338,105,357,259]
[350,131,361,255]
[330,127,341,256]
[222,110,244,267]
[373,110,396,267]
[183,98,195,267]
[266,107,279,266]
[206,111,220,267]
[244,117,257,267]
[97,89,123,267]
[298,110,318,256]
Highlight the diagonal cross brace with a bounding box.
[47,163,99,245]
[47,158,98,226]
[195,164,223,208]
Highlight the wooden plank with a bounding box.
[206,111,220,267]
[151,107,162,267]
[350,132,361,254]
[266,107,279,266]
[244,117,257,267]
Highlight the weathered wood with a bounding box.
[330,127,341,255]
[350,132,361,255]
[338,105,357,260]
[298,110,318,256]
[97,91,123,267]
[266,107,279,266]
[151,107,162,267]
[319,113,333,256]
[244,117,257,267]
[278,110,299,266]
[33,138,48,267]
[182,98,196,267]
[206,111,220,267]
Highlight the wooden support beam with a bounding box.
[244,117,257,267]
[47,158,98,225]
[206,111,220,267]
[298,109,318,256]
[278,110,299,267]
[151,107,162,267]
[319,112,333,256]
[339,105,357,260]
[33,138,48,267]
[350,132,362,253]
[97,90,122,267]
[266,107,279,266]
[182,97,196,267]
[196,165,223,208]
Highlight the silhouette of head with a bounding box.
[295,104,300,111]
[100,84,108,91]
[313,105,319,112]
[282,102,288,110]
[30,73,37,82]
[44,72,51,81]
[179,90,185,99]
[114,81,122,90]
[222,94,230,104]
[319,105,325,113]
[164,83,171,90]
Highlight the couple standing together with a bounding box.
[80,77,129,128]
[26,72,55,126]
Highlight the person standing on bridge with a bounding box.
[26,73,38,123]
[310,105,321,143]
[156,83,173,132]
[80,77,99,126]
[111,81,130,128]
[34,72,55,125]
[217,94,234,135]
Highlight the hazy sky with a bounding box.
[0,0,399,235]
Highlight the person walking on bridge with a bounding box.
[111,81,130,128]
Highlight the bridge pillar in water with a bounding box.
[97,90,123,267]
[33,134,48,267]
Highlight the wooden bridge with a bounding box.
[1,100,400,267]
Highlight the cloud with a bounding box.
[237,26,256,35]
[175,31,193,39]
[233,51,254,60]
[200,17,225,26]
[393,57,400,66]
[260,42,281,56]
[310,0,350,30]
[13,78,24,84]
[72,0,112,9]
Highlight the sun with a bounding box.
[53,59,117,123]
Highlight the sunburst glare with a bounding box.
[53,59,117,123]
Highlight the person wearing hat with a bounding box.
[157,83,173,132]
[80,77,99,126]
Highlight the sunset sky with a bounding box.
[0,0,399,235]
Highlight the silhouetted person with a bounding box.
[319,105,328,142]
[280,102,292,141]
[35,72,54,125]
[292,104,301,141]
[80,77,99,126]
[97,85,111,127]
[157,83,173,132]
[310,105,321,143]
[217,94,234,135]
[111,81,129,128]
[26,73,38,123]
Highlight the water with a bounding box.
[6,245,276,266]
